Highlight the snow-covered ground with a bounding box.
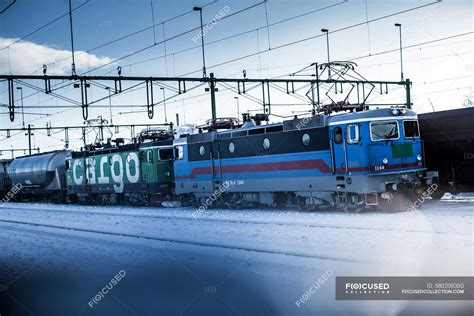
[0,202,472,315]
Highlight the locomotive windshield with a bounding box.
[370,121,399,141]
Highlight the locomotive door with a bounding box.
[141,149,156,185]
[210,142,222,189]
[331,126,348,174]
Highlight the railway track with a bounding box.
[0,218,368,264]
[1,204,470,236]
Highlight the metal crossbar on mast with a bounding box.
[0,123,172,154]
[0,66,412,124]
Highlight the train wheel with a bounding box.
[67,194,78,204]
[342,205,364,213]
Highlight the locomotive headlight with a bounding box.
[382,157,389,164]
[401,109,407,115]
[417,154,422,161]
[391,109,398,116]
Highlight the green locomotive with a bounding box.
[66,133,174,205]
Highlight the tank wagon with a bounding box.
[173,108,436,211]
[7,150,71,202]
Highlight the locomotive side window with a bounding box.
[370,121,399,141]
[158,148,174,161]
[174,146,184,160]
[346,124,360,144]
[334,127,343,144]
[403,120,420,138]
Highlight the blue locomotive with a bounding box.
[173,108,436,211]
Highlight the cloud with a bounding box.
[0,37,113,75]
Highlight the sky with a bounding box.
[0,0,473,154]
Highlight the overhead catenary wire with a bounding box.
[131,2,442,78]
[0,0,16,14]
[358,50,473,68]
[29,0,217,74]
[179,0,444,76]
[28,0,434,108]
[10,0,269,111]
[2,0,464,134]
[0,0,90,51]
[113,1,348,72]
[219,38,473,75]
[82,1,269,76]
[350,32,473,62]
[0,0,389,106]
[5,30,467,126]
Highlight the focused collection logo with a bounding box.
[344,282,390,295]
[337,277,472,300]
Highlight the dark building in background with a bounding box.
[419,107,474,192]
